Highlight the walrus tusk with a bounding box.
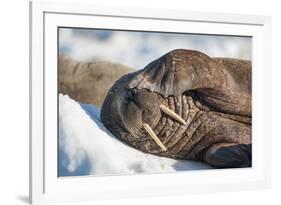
[160,104,187,125]
[143,123,167,151]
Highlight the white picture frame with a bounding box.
[29,1,272,204]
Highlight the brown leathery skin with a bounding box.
[213,58,251,94]
[104,91,251,160]
[101,49,252,167]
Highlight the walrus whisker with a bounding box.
[143,123,167,151]
[159,104,187,125]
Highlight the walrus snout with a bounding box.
[121,88,190,151]
[120,89,162,138]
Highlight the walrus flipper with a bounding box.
[203,143,252,168]
[195,88,252,117]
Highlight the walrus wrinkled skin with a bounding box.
[101,49,252,168]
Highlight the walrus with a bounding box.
[101,49,251,168]
[58,54,133,107]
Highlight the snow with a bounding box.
[59,94,212,177]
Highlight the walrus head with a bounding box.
[100,49,231,152]
[100,71,170,151]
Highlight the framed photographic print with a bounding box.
[30,1,272,204]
